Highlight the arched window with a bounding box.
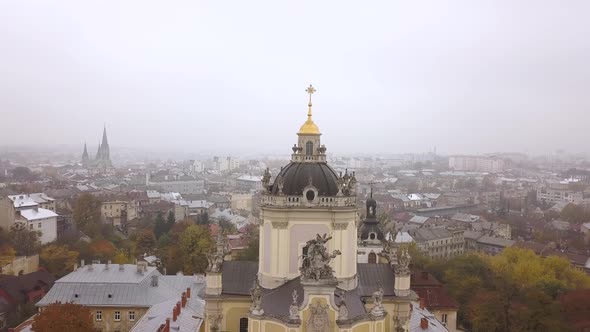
[239,317,248,332]
[368,252,377,264]
[305,141,313,155]
[369,232,376,240]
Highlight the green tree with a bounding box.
[166,211,175,227]
[218,217,236,233]
[153,212,167,239]
[10,223,40,256]
[179,224,213,274]
[236,227,259,261]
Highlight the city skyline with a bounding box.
[1,1,589,155]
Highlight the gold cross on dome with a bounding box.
[306,84,316,105]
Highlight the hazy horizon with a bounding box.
[1,1,589,156]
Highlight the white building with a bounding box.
[449,155,505,173]
[19,208,58,244]
[0,193,58,244]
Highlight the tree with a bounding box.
[32,302,94,332]
[166,211,175,228]
[88,239,116,261]
[40,245,79,277]
[72,193,102,237]
[9,223,40,256]
[136,229,157,256]
[236,227,259,261]
[154,211,175,239]
[11,166,37,182]
[0,244,16,267]
[179,224,213,274]
[112,249,133,264]
[218,217,237,233]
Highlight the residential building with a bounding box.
[449,155,505,173]
[229,193,253,211]
[464,232,515,255]
[146,174,205,195]
[235,175,262,191]
[409,228,464,259]
[101,201,138,227]
[36,262,205,332]
[411,270,458,332]
[536,187,583,204]
[0,194,58,244]
[0,271,55,330]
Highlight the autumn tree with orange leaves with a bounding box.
[32,302,94,332]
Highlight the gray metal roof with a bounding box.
[357,263,395,297]
[37,264,205,308]
[410,228,452,242]
[57,264,157,284]
[221,261,258,295]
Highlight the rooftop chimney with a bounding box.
[181,292,186,308]
[105,260,111,270]
[186,287,191,299]
[420,318,428,329]
[420,297,426,309]
[73,263,78,271]
[165,318,170,332]
[81,259,85,267]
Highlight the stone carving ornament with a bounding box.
[300,233,341,281]
[288,289,300,320]
[307,300,330,332]
[370,287,385,317]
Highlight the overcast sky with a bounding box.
[1,1,588,156]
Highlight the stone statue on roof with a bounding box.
[300,233,341,282]
[206,231,227,273]
[250,275,264,316]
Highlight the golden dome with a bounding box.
[298,115,320,135]
[298,84,321,135]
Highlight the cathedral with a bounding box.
[81,126,113,168]
[204,86,449,332]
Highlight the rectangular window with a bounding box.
[38,223,42,228]
[114,311,121,321]
[96,311,102,321]
[29,224,33,230]
[129,311,135,321]
[442,313,448,324]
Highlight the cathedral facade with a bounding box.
[202,86,444,332]
[82,126,113,169]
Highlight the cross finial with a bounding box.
[306,84,316,106]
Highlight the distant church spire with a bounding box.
[81,142,89,165]
[101,124,109,147]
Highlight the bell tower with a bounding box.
[258,85,358,290]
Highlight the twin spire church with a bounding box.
[81,126,113,168]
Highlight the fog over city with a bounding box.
[1,0,589,156]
